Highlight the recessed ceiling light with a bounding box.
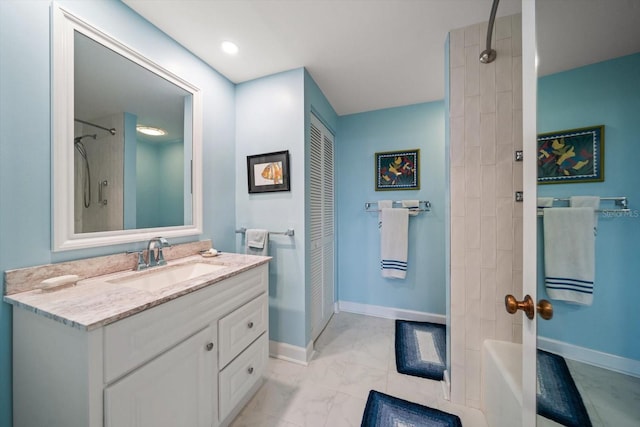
[136,126,167,136]
[221,40,239,55]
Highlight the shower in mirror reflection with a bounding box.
[73,134,96,208]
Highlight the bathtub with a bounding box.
[482,340,523,427]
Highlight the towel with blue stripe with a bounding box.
[380,207,409,279]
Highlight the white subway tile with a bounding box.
[450,66,465,118]
[512,55,523,110]
[450,28,466,68]
[482,318,496,340]
[465,303,481,351]
[496,91,513,145]
[481,165,496,217]
[480,113,496,164]
[465,23,480,47]
[465,200,481,249]
[466,248,482,269]
[450,116,465,167]
[451,267,467,312]
[465,147,482,197]
[496,198,514,251]
[513,108,523,150]
[495,162,514,198]
[465,45,480,96]
[465,350,481,402]
[479,61,496,114]
[451,168,466,216]
[481,216,497,268]
[496,38,513,92]
[465,96,480,146]
[511,14,522,56]
[466,266,481,301]
[495,16,512,40]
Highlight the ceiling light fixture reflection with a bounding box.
[136,125,167,136]
[221,40,239,55]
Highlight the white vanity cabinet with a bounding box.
[12,263,268,427]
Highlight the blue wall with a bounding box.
[537,53,640,361]
[0,2,236,426]
[235,69,309,347]
[336,102,447,315]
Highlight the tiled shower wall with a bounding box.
[448,14,523,408]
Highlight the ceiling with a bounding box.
[122,0,522,116]
[121,0,640,116]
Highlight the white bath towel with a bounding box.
[543,207,595,305]
[245,229,269,256]
[380,208,409,279]
[570,196,600,228]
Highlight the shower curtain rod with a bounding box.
[74,118,116,135]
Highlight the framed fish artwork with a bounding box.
[247,150,291,193]
[375,149,420,191]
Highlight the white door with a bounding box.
[310,113,335,340]
[104,327,215,427]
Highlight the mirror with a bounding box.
[53,5,203,251]
[536,1,640,425]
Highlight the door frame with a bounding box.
[521,1,538,426]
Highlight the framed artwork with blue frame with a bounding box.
[375,149,420,191]
[537,125,604,184]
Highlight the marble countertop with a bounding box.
[4,253,270,331]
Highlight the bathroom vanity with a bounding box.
[4,249,269,427]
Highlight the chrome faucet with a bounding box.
[146,237,170,267]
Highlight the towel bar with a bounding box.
[537,196,629,216]
[235,227,295,237]
[364,200,431,213]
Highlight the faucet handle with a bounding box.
[127,250,147,271]
[156,237,171,266]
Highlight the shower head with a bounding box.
[74,134,97,144]
[479,0,500,64]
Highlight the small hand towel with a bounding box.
[402,200,420,216]
[570,196,600,228]
[380,208,409,279]
[537,197,555,208]
[245,229,269,256]
[543,207,595,305]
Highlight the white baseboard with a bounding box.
[269,339,314,366]
[538,337,640,378]
[337,300,446,324]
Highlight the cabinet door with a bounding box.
[105,326,216,427]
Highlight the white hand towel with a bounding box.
[380,208,409,279]
[543,207,595,305]
[402,199,420,216]
[570,196,601,228]
[245,229,269,256]
[537,197,554,208]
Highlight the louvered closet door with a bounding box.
[310,114,335,341]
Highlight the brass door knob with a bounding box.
[504,295,554,320]
[505,294,535,319]
[537,299,553,320]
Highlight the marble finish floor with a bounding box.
[537,358,640,427]
[231,312,488,427]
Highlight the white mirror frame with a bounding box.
[52,4,203,251]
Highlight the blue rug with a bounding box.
[537,349,592,427]
[361,390,462,427]
[395,320,446,381]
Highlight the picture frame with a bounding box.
[537,125,604,184]
[375,149,420,191]
[247,150,291,193]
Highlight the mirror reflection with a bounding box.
[536,1,640,425]
[73,31,192,233]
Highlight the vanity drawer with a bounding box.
[219,333,268,422]
[218,293,268,368]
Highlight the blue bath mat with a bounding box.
[361,390,462,427]
[537,349,592,427]
[395,320,446,381]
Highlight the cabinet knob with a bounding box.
[247,321,254,329]
[205,342,214,351]
[247,366,254,374]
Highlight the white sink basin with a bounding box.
[109,262,227,292]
